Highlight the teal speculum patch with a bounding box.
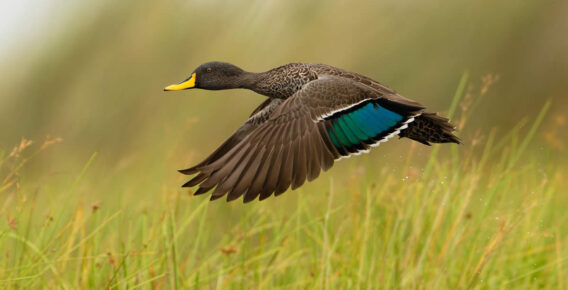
[326,102,403,149]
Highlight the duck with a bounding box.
[164,61,460,203]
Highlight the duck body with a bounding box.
[165,62,460,202]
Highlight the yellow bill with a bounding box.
[164,73,196,91]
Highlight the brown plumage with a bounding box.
[164,62,461,202]
[398,113,462,145]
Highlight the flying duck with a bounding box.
[164,62,460,202]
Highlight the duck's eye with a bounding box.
[206,67,212,73]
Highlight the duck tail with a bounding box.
[399,112,461,145]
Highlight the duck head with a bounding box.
[164,61,248,91]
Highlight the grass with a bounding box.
[0,76,566,289]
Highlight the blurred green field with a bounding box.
[1,0,567,288]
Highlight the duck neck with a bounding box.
[237,71,263,89]
[234,71,273,97]
[238,71,289,98]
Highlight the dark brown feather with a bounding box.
[259,145,283,200]
[399,113,461,145]
[227,146,266,201]
[291,123,307,190]
[243,123,286,202]
[306,126,321,181]
[213,139,263,198]
[197,142,251,192]
[179,123,254,175]
[260,123,291,199]
[244,146,274,202]
[179,98,282,176]
[183,172,208,188]
[275,144,293,195]
[318,123,341,162]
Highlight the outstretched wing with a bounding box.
[178,98,283,176]
[181,75,424,202]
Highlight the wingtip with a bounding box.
[258,191,274,201]
[242,190,261,203]
[179,167,198,175]
[243,197,256,203]
[194,186,211,195]
[210,194,225,201]
[226,194,241,202]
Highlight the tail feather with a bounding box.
[399,112,461,145]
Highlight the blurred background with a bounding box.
[0,0,566,197]
[1,0,568,287]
